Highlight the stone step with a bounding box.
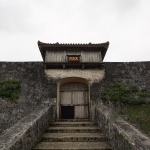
[41,133,107,142]
[33,121,113,150]
[33,142,112,150]
[46,126,101,133]
[55,119,91,122]
[50,121,97,127]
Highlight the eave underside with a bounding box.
[44,62,105,70]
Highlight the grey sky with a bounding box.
[0,0,150,62]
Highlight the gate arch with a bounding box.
[57,77,90,120]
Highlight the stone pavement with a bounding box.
[33,120,113,150]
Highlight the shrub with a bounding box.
[129,85,139,93]
[101,80,150,105]
[0,79,21,103]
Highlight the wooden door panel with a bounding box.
[60,83,88,91]
[75,106,84,119]
[73,91,84,105]
[60,82,89,119]
[60,92,72,105]
[75,106,88,119]
[84,105,89,118]
[83,91,88,104]
[72,91,88,105]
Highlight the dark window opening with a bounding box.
[61,106,74,119]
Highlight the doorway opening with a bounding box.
[61,106,74,119]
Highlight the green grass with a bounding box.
[122,104,150,134]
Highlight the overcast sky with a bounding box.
[0,0,150,62]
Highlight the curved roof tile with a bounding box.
[38,41,109,49]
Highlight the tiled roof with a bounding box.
[38,41,109,49]
[38,41,109,61]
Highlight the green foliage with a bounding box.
[101,80,150,105]
[141,87,148,92]
[0,79,21,103]
[129,85,139,93]
[138,92,150,97]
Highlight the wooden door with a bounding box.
[60,83,89,119]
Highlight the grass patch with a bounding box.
[0,78,21,103]
[101,80,150,135]
[123,105,150,134]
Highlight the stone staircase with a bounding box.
[33,120,113,150]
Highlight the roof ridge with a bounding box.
[38,41,109,46]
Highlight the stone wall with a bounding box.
[90,61,150,102]
[90,62,150,149]
[105,62,150,88]
[0,104,55,150]
[1,61,150,149]
[95,105,150,150]
[0,62,57,134]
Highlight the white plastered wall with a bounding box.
[45,69,105,84]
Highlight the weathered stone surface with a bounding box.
[95,104,150,150]
[33,120,112,150]
[0,62,57,134]
[33,142,112,150]
[0,105,55,150]
[1,61,150,150]
[90,62,150,102]
[41,132,107,142]
[46,126,101,133]
[104,62,150,89]
[50,121,97,126]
